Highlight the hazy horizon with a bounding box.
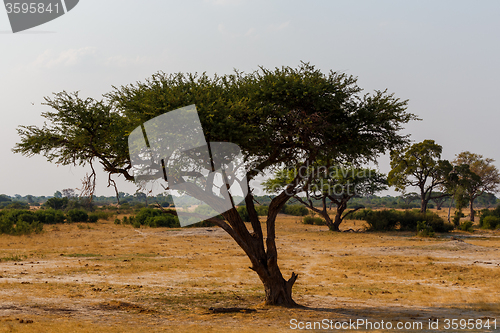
[2,0,500,197]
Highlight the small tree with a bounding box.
[388,140,452,213]
[399,192,420,209]
[453,152,500,222]
[62,188,76,198]
[429,191,448,210]
[442,163,480,225]
[263,165,387,231]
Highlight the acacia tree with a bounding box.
[262,165,387,231]
[399,192,420,209]
[429,192,448,210]
[14,63,415,307]
[388,140,452,213]
[452,152,500,222]
[442,163,481,225]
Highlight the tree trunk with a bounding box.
[331,202,347,231]
[246,193,299,307]
[332,212,342,231]
[447,198,454,223]
[420,197,427,213]
[469,200,475,222]
[256,262,298,306]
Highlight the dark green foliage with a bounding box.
[281,204,309,216]
[479,207,500,229]
[236,206,250,222]
[460,221,474,232]
[134,208,180,228]
[236,205,267,222]
[35,209,66,224]
[481,215,500,230]
[95,211,114,220]
[303,216,326,225]
[44,197,69,210]
[351,209,453,232]
[4,202,30,210]
[67,209,88,223]
[88,214,99,223]
[0,209,43,235]
[255,205,269,216]
[416,221,435,237]
[114,218,121,225]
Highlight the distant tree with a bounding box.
[453,152,500,222]
[26,195,35,205]
[476,193,497,209]
[0,194,12,203]
[399,192,420,209]
[53,191,62,198]
[388,140,452,213]
[442,163,480,225]
[263,165,387,231]
[62,188,76,198]
[44,197,69,210]
[429,192,448,210]
[135,192,148,205]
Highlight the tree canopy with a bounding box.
[388,140,452,213]
[452,152,500,221]
[14,63,417,307]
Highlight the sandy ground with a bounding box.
[0,212,499,332]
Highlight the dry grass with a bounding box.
[0,211,499,332]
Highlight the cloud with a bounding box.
[269,21,290,31]
[30,47,97,68]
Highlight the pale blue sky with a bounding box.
[1,0,499,196]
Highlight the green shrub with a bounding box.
[44,197,69,210]
[281,204,309,216]
[88,214,99,223]
[147,215,179,228]
[5,202,30,210]
[416,221,435,237]
[134,208,180,228]
[35,209,66,224]
[99,211,114,220]
[303,216,326,225]
[114,218,121,225]
[351,209,452,232]
[349,209,374,221]
[0,210,43,235]
[237,206,250,222]
[67,209,88,223]
[235,205,268,222]
[255,205,269,216]
[460,221,474,232]
[482,215,500,230]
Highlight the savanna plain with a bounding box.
[0,210,499,332]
